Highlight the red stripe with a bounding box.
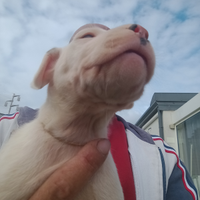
[108,116,136,200]
[153,137,196,200]
[153,137,163,142]
[165,150,195,200]
[0,112,19,122]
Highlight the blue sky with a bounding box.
[0,0,200,124]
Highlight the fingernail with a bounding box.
[97,139,110,155]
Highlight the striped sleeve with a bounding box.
[152,135,198,200]
[0,112,19,148]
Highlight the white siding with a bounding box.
[162,111,178,153]
[172,93,200,125]
[142,113,159,136]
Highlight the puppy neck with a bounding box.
[37,96,116,145]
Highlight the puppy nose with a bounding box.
[129,24,149,40]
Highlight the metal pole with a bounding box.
[158,109,164,140]
[4,93,20,114]
[8,94,15,114]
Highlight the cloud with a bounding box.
[0,0,199,123]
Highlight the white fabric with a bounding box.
[126,129,163,200]
[0,114,19,149]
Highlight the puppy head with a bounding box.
[32,24,155,112]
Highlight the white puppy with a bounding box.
[0,23,155,200]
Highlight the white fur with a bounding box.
[0,24,155,200]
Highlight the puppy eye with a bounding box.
[82,34,94,38]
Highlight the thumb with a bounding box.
[29,139,110,200]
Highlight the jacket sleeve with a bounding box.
[166,160,198,200]
[152,135,198,200]
[0,112,19,148]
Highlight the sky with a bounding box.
[0,0,200,124]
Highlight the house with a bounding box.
[136,92,200,196]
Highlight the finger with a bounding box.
[29,139,110,200]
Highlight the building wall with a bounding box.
[142,113,159,136]
[142,111,179,153]
[172,93,200,125]
[141,94,200,153]
[162,111,178,153]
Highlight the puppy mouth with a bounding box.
[93,49,148,72]
[85,39,152,75]
[122,50,147,66]
[125,49,145,57]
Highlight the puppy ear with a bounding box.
[31,48,60,89]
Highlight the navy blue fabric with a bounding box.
[166,161,198,200]
[18,107,38,126]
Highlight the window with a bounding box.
[177,112,200,196]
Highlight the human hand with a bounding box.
[29,139,110,200]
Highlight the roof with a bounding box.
[150,93,197,106]
[135,93,198,127]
